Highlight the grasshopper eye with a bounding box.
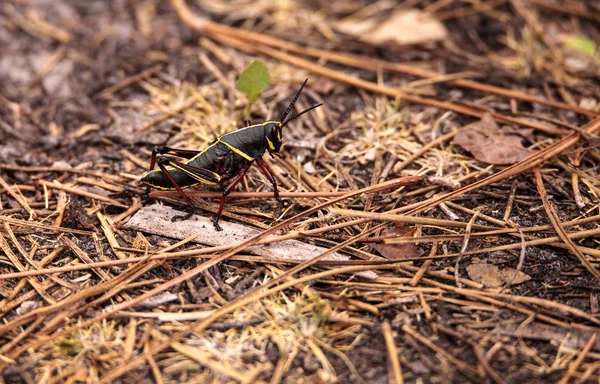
[268,125,278,142]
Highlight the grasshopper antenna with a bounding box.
[281,103,323,128]
[279,79,308,123]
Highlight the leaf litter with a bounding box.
[453,112,536,165]
[335,9,448,46]
[466,263,531,288]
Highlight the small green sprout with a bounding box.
[236,59,270,119]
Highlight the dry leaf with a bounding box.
[453,113,535,165]
[466,264,531,287]
[371,243,422,260]
[335,9,447,46]
[370,227,422,260]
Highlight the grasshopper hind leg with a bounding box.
[156,157,199,223]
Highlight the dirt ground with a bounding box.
[1,0,600,383]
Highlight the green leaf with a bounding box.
[236,60,270,104]
[564,35,597,57]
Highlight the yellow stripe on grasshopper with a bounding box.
[218,139,255,161]
[265,136,276,151]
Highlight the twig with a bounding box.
[455,211,479,288]
[409,243,437,287]
[0,215,93,236]
[557,333,597,384]
[382,321,404,384]
[503,179,518,222]
[528,0,600,23]
[212,33,566,136]
[170,0,599,118]
[37,180,128,207]
[503,222,527,289]
[329,207,496,230]
[534,168,600,281]
[472,342,508,384]
[402,324,479,380]
[0,172,35,218]
[98,64,162,99]
[138,95,200,132]
[150,190,358,199]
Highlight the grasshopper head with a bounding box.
[265,79,322,156]
[264,121,283,154]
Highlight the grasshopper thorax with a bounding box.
[263,121,283,153]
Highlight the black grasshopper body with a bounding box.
[141,79,322,231]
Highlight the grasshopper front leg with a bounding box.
[255,157,283,218]
[213,165,251,231]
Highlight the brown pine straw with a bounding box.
[37,179,128,207]
[4,125,594,380]
[557,333,597,384]
[382,321,404,384]
[212,33,566,136]
[401,115,600,216]
[4,224,600,281]
[170,0,599,119]
[402,324,478,380]
[88,5,600,379]
[149,190,360,199]
[533,167,600,281]
[0,176,420,370]
[7,87,600,384]
[0,172,35,218]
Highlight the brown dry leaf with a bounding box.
[466,264,531,287]
[371,243,422,260]
[370,228,422,260]
[453,113,535,165]
[334,9,447,46]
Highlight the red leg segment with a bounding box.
[255,157,283,217]
[213,166,251,231]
